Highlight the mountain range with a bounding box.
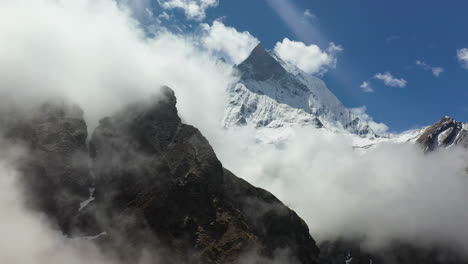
[2,44,468,264]
[224,43,468,152]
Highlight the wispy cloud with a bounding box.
[374,72,407,88]
[265,0,327,47]
[360,81,374,93]
[385,35,400,43]
[360,72,407,92]
[415,60,444,77]
[303,9,316,19]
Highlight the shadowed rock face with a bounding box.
[2,101,92,235]
[236,43,287,82]
[89,87,319,263]
[3,87,319,263]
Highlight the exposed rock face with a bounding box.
[416,116,468,152]
[3,87,319,263]
[237,44,287,81]
[89,87,319,263]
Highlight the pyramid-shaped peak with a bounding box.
[236,43,286,81]
[250,43,269,56]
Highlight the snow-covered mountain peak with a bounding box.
[223,44,376,137]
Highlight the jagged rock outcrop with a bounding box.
[2,87,320,263]
[89,87,319,263]
[416,116,468,152]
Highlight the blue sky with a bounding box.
[149,0,468,132]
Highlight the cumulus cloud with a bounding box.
[360,81,373,93]
[274,38,343,74]
[457,48,468,69]
[200,21,260,64]
[158,0,218,21]
[350,106,389,135]
[374,72,407,88]
[416,60,444,77]
[0,0,235,135]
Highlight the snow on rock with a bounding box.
[79,187,95,211]
[223,44,468,153]
[223,44,375,137]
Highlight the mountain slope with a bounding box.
[416,116,468,151]
[223,44,375,137]
[352,116,468,152]
[2,87,320,264]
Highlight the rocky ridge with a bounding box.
[1,87,319,264]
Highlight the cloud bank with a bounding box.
[213,127,468,253]
[0,0,234,135]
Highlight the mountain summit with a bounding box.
[223,44,375,137]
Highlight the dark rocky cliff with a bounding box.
[2,87,319,264]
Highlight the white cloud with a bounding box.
[213,126,468,252]
[350,106,389,134]
[200,21,259,64]
[457,48,468,69]
[374,72,407,88]
[0,0,235,138]
[415,60,444,77]
[274,38,342,74]
[158,0,218,21]
[432,67,444,77]
[303,9,316,19]
[360,81,373,93]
